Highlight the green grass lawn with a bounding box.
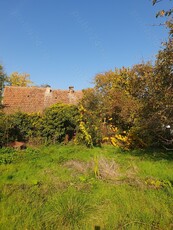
[0,145,173,230]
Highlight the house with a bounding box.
[2,86,83,114]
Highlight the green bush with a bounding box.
[40,103,79,144]
[0,112,43,146]
[0,104,80,146]
[75,105,102,147]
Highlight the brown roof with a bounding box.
[2,86,83,114]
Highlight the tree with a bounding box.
[152,0,173,17]
[93,68,142,130]
[7,72,33,86]
[79,68,146,148]
[132,35,173,149]
[151,0,173,39]
[0,64,6,107]
[80,61,173,149]
[151,37,173,148]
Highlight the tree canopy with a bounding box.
[7,72,33,87]
[79,31,173,149]
[0,64,6,107]
[152,0,173,17]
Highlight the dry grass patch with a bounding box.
[64,157,121,181]
[63,157,166,189]
[64,160,92,174]
[96,157,120,180]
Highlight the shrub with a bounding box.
[75,105,102,147]
[41,103,79,144]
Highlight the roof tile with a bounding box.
[3,86,83,114]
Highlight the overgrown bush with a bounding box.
[40,103,79,144]
[0,104,79,147]
[75,105,102,147]
[0,112,43,146]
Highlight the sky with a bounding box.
[0,0,172,90]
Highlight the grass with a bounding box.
[0,145,173,229]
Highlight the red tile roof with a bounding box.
[3,86,83,114]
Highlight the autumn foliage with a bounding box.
[79,28,173,149]
[0,22,173,150]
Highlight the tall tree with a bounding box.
[81,67,143,140]
[0,64,6,107]
[7,72,33,87]
[152,37,173,148]
[134,35,173,148]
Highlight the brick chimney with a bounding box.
[69,86,74,93]
[45,86,52,94]
[44,86,52,108]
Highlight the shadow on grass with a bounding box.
[127,148,173,161]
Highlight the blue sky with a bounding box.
[0,0,172,90]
